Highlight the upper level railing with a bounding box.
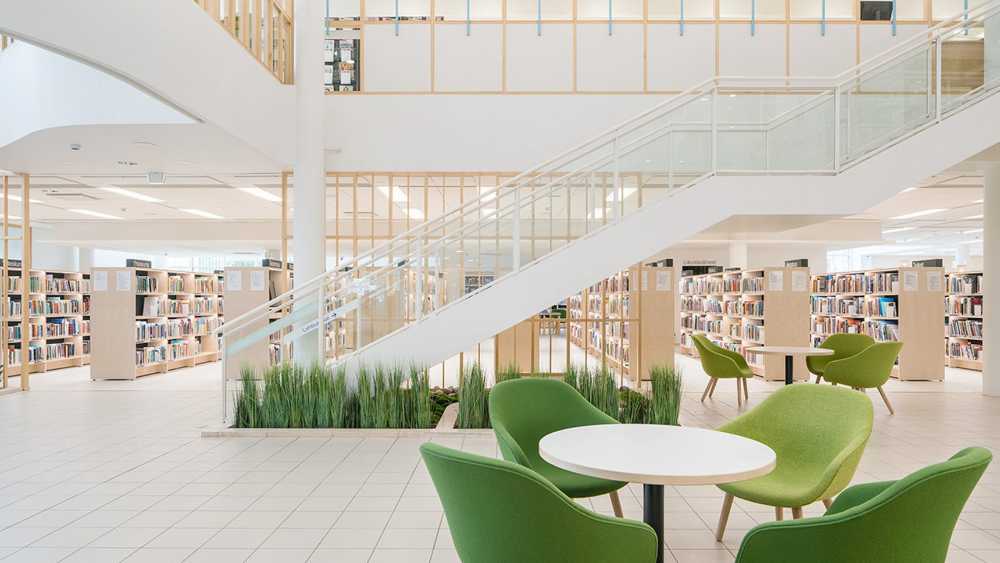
[193,0,294,84]
[220,0,1000,422]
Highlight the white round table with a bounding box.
[746,346,834,385]
[540,424,775,563]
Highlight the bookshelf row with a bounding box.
[91,267,225,380]
[810,267,945,380]
[566,261,674,385]
[945,271,984,371]
[2,267,93,376]
[680,266,810,381]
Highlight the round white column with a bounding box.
[293,1,327,365]
[983,166,999,396]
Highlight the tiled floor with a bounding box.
[0,357,998,562]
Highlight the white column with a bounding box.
[293,1,327,366]
[984,166,1000,396]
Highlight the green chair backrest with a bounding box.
[691,333,749,378]
[488,378,617,470]
[719,385,873,501]
[823,341,903,389]
[807,333,875,374]
[735,447,993,563]
[420,442,658,563]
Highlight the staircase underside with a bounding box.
[351,88,1000,367]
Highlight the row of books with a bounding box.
[723,277,741,293]
[866,296,898,318]
[137,275,159,294]
[812,316,836,335]
[46,276,90,293]
[7,323,44,341]
[948,340,983,361]
[867,272,899,294]
[44,298,84,315]
[680,315,722,333]
[167,276,186,293]
[168,339,200,361]
[949,320,983,339]
[45,318,89,337]
[6,299,44,317]
[167,318,194,338]
[740,299,765,317]
[742,277,766,293]
[811,295,837,315]
[838,296,865,316]
[136,345,167,366]
[193,316,221,335]
[166,300,191,316]
[947,273,982,295]
[192,297,218,315]
[193,277,220,294]
[8,343,43,365]
[948,296,983,317]
[140,297,163,317]
[742,322,765,343]
[863,320,900,342]
[136,321,168,342]
[46,342,80,360]
[681,277,724,295]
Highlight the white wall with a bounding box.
[7,240,79,271]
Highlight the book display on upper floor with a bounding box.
[945,271,984,371]
[810,266,945,381]
[680,266,810,381]
[91,265,223,380]
[2,265,92,376]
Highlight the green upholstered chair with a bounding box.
[488,378,627,517]
[420,442,658,563]
[714,384,873,542]
[807,334,875,384]
[822,341,903,415]
[690,334,753,407]
[733,447,992,563]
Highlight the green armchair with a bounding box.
[823,341,903,415]
[715,384,873,541]
[420,442,658,563]
[489,378,627,516]
[734,447,992,562]
[807,334,875,384]
[691,334,753,407]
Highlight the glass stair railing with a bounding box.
[220,0,1000,423]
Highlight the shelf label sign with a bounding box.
[93,271,108,292]
[656,271,672,291]
[902,271,919,292]
[927,271,943,292]
[767,270,784,292]
[116,270,131,292]
[791,270,808,292]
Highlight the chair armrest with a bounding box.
[714,346,750,370]
[826,481,895,515]
[492,423,532,468]
[821,354,864,387]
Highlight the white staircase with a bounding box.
[208,3,1000,422]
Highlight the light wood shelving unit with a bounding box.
[945,270,983,371]
[223,265,292,380]
[91,267,223,380]
[682,266,810,381]
[566,261,674,386]
[810,266,945,381]
[4,267,92,376]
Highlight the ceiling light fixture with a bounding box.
[882,227,915,234]
[180,208,224,219]
[237,187,282,203]
[69,208,123,220]
[890,208,947,220]
[99,186,164,203]
[377,185,408,203]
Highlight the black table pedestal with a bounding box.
[644,484,665,563]
[784,354,794,385]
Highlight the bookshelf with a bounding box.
[682,267,810,381]
[566,261,674,386]
[91,266,224,380]
[945,271,983,371]
[810,267,945,381]
[222,264,292,380]
[3,266,92,376]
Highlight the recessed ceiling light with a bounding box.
[606,188,638,202]
[882,227,915,234]
[963,214,984,220]
[237,187,281,202]
[890,208,946,220]
[69,208,123,220]
[6,195,43,204]
[99,186,164,203]
[180,208,224,219]
[377,186,408,203]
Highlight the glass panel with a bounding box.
[507,0,574,19]
[328,0,362,19]
[436,0,503,19]
[766,92,836,170]
[896,0,926,19]
[843,47,932,163]
[940,25,986,113]
[366,0,431,19]
[648,0,715,17]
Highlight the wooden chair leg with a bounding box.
[775,507,784,521]
[792,507,803,519]
[877,386,895,415]
[814,374,822,384]
[822,498,833,510]
[701,378,715,402]
[736,379,743,408]
[716,493,734,542]
[609,490,623,518]
[742,377,749,401]
[708,378,719,398]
